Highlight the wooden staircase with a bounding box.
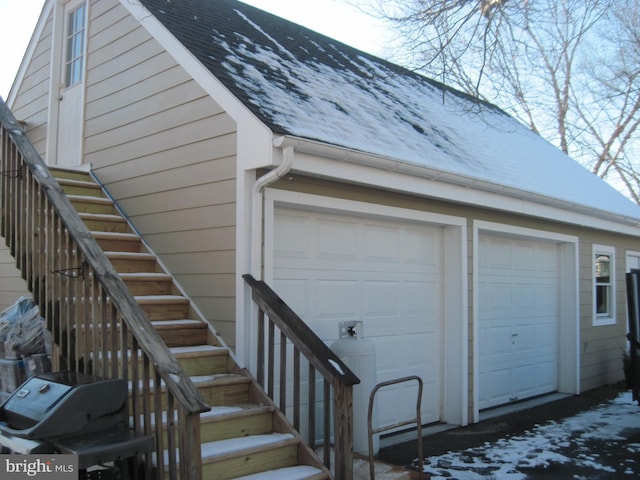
[51,167,330,480]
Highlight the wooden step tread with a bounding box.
[202,404,274,422]
[79,212,125,222]
[92,231,139,240]
[67,194,113,205]
[90,345,224,360]
[233,466,329,480]
[130,373,249,391]
[151,319,205,328]
[135,295,189,304]
[170,345,228,357]
[49,168,93,181]
[106,251,155,260]
[57,178,101,189]
[120,272,172,281]
[201,433,296,461]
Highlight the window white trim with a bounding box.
[593,244,616,326]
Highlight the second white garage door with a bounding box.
[272,207,444,427]
[478,234,560,410]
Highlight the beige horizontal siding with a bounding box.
[10,12,53,159]
[0,244,31,312]
[84,0,238,346]
[0,11,55,303]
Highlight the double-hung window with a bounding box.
[594,244,615,326]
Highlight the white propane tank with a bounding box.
[330,321,379,455]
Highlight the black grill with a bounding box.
[0,372,152,477]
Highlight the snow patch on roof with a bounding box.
[143,0,640,221]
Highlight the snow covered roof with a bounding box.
[139,0,640,223]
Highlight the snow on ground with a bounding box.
[416,392,640,479]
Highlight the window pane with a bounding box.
[65,3,86,87]
[596,285,611,314]
[595,254,610,283]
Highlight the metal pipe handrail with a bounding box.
[368,375,424,480]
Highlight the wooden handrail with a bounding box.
[243,274,359,386]
[0,97,208,479]
[243,273,359,479]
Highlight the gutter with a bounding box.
[272,135,640,233]
[250,138,295,277]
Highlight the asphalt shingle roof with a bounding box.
[138,0,640,222]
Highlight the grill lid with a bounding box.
[0,371,127,439]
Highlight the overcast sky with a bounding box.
[0,0,390,100]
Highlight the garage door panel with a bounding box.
[513,244,536,269]
[363,224,402,263]
[481,324,511,346]
[275,279,311,318]
[512,364,536,395]
[364,281,401,316]
[480,369,511,405]
[535,360,557,390]
[317,280,358,319]
[317,219,359,262]
[405,226,439,265]
[479,234,559,410]
[274,214,313,260]
[274,207,443,425]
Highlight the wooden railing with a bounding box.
[243,274,360,480]
[0,98,209,480]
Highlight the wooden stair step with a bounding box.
[90,345,227,377]
[131,374,251,410]
[136,295,190,320]
[197,374,252,406]
[200,404,275,442]
[170,345,229,376]
[75,319,208,350]
[133,373,252,404]
[67,194,115,214]
[106,251,158,272]
[120,272,174,296]
[80,212,129,233]
[132,404,273,445]
[57,178,104,197]
[200,433,299,480]
[93,232,141,252]
[233,466,330,480]
[49,167,93,182]
[151,319,208,347]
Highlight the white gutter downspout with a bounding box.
[250,140,295,278]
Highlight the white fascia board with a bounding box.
[118,0,273,171]
[6,0,54,106]
[278,138,640,236]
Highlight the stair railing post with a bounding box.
[179,408,202,480]
[332,380,354,480]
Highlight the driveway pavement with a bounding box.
[377,383,640,479]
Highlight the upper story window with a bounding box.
[65,3,86,87]
[594,244,615,326]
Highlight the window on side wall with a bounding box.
[594,244,615,326]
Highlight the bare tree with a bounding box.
[357,0,640,202]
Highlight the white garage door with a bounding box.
[478,234,560,410]
[272,207,443,427]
